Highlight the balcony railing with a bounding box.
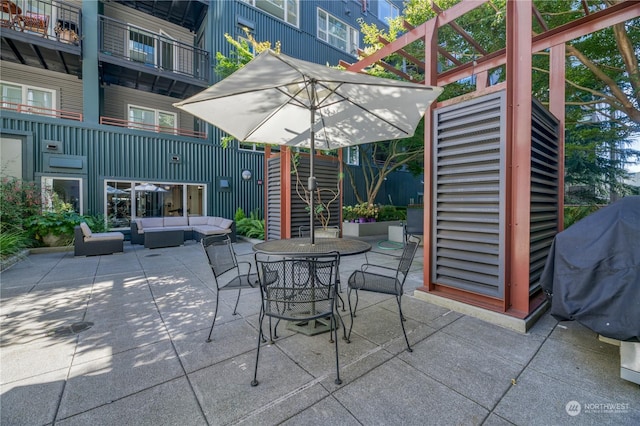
[99,15,209,82]
[0,101,83,121]
[99,116,207,139]
[1,0,81,44]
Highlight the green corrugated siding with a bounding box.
[1,112,264,219]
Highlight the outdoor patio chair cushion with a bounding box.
[88,232,125,241]
[140,217,164,229]
[80,222,92,238]
[207,216,223,227]
[188,216,209,226]
[74,225,124,256]
[163,216,188,227]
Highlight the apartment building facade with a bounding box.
[1,0,406,234]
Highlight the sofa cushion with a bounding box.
[163,217,188,227]
[140,218,164,228]
[192,225,231,236]
[79,222,92,238]
[156,226,189,233]
[188,216,209,226]
[219,218,233,230]
[91,232,125,241]
[207,217,223,227]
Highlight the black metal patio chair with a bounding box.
[201,234,258,343]
[347,234,421,352]
[251,251,344,386]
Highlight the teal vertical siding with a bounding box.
[1,112,265,220]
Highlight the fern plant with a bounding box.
[236,209,265,240]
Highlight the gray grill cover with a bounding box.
[540,196,640,341]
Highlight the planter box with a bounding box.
[342,220,402,237]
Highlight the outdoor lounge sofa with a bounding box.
[130,216,236,247]
[74,223,124,256]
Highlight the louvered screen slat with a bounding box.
[529,99,560,293]
[431,90,560,308]
[266,156,281,241]
[432,92,506,298]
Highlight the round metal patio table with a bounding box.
[253,237,371,335]
[253,237,371,257]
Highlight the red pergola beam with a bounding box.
[438,0,639,85]
[346,0,489,73]
[430,1,488,55]
[377,35,427,71]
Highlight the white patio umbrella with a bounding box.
[127,183,169,193]
[174,50,442,243]
[106,185,127,194]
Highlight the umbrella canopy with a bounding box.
[106,185,127,194]
[174,50,442,149]
[174,50,443,242]
[126,183,168,193]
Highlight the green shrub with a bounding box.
[0,229,31,259]
[0,178,43,233]
[564,204,601,228]
[26,211,84,246]
[377,205,407,221]
[83,215,109,233]
[235,207,246,222]
[236,210,265,240]
[25,211,110,247]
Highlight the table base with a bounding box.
[287,315,341,336]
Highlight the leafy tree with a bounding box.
[357,0,639,204]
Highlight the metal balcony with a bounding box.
[0,0,82,76]
[111,0,208,32]
[98,15,210,98]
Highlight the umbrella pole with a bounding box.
[309,106,316,245]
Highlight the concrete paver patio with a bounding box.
[1,238,638,425]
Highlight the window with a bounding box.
[317,9,359,55]
[128,105,177,132]
[378,0,399,24]
[129,28,155,64]
[242,0,299,27]
[42,177,82,214]
[1,81,55,110]
[345,146,360,166]
[158,30,176,71]
[239,142,265,152]
[105,181,207,229]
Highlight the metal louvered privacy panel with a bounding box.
[432,92,507,298]
[266,152,341,240]
[266,156,282,241]
[431,91,560,301]
[289,155,341,234]
[529,99,560,293]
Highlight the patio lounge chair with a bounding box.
[251,251,343,386]
[74,223,124,256]
[201,234,258,343]
[347,234,421,352]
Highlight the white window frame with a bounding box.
[345,146,360,166]
[158,30,178,72]
[104,180,208,229]
[127,104,177,133]
[127,25,156,65]
[241,0,299,27]
[41,176,83,214]
[0,81,56,111]
[238,141,265,152]
[378,0,399,24]
[317,8,359,56]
